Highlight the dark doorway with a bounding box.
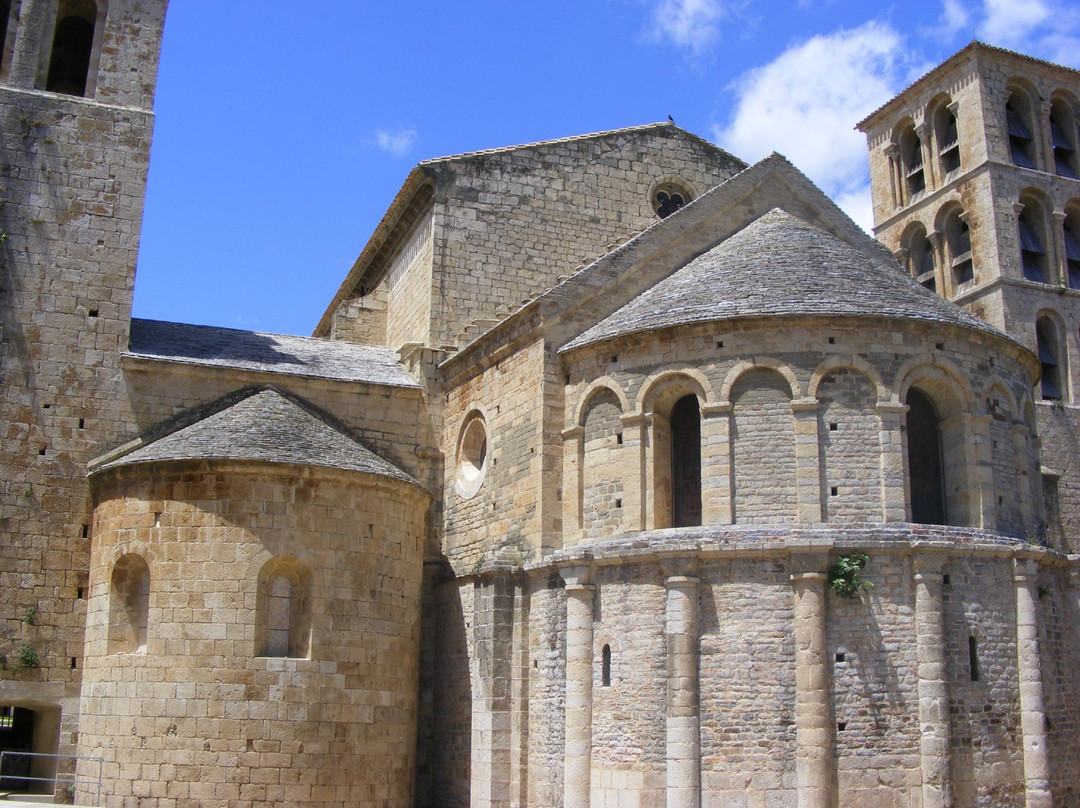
[0,706,35,791]
[671,395,702,527]
[906,388,946,525]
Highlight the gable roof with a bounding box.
[127,318,418,388]
[92,388,421,486]
[561,208,1001,351]
[314,123,743,337]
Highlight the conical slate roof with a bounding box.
[95,389,420,486]
[561,209,1002,352]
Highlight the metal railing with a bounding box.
[0,751,102,805]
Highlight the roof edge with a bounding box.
[313,167,434,338]
[858,42,1080,131]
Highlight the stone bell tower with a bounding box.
[0,0,169,780]
[858,43,1080,551]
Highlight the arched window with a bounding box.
[1036,317,1063,401]
[905,225,936,292]
[108,554,150,654]
[257,558,311,658]
[670,395,701,527]
[933,99,961,177]
[1006,90,1037,169]
[906,388,946,525]
[1064,210,1080,290]
[899,123,925,199]
[1050,98,1079,179]
[0,1,13,76]
[943,209,973,287]
[45,0,97,96]
[1017,200,1050,283]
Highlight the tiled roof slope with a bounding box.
[562,209,1004,352]
[95,388,420,485]
[128,319,418,388]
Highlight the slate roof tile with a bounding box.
[128,319,417,388]
[562,209,1005,352]
[95,388,420,486]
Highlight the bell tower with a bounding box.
[859,43,1080,550]
[0,0,169,780]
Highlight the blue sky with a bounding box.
[133,0,1080,336]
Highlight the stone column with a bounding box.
[1052,210,1068,288]
[884,142,901,209]
[621,413,648,532]
[916,122,933,191]
[914,555,952,808]
[791,399,822,524]
[791,554,833,808]
[876,402,908,522]
[662,558,700,808]
[562,564,595,808]
[562,426,585,544]
[700,402,733,525]
[1014,557,1052,808]
[471,574,515,808]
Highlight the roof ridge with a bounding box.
[419,122,675,165]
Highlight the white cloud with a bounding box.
[651,0,725,54]
[375,127,418,158]
[938,0,972,38]
[972,0,1080,68]
[978,0,1051,46]
[713,22,905,229]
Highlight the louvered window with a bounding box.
[1065,224,1080,289]
[1007,100,1036,168]
[1019,213,1048,284]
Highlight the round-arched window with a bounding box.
[455,412,489,498]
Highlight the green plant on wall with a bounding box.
[16,645,39,668]
[828,553,872,599]
[22,607,35,625]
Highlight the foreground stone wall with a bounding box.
[431,529,1078,808]
[78,461,428,808]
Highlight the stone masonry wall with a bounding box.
[0,0,167,768]
[943,556,1024,807]
[561,316,1038,536]
[428,127,744,348]
[79,461,428,808]
[443,336,551,566]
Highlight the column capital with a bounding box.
[913,553,947,577]
[660,556,699,579]
[560,563,594,588]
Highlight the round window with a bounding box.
[652,183,692,219]
[456,413,488,498]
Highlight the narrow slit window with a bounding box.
[265,574,292,658]
[601,644,611,687]
[968,636,980,681]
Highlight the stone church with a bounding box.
[1,2,1078,807]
